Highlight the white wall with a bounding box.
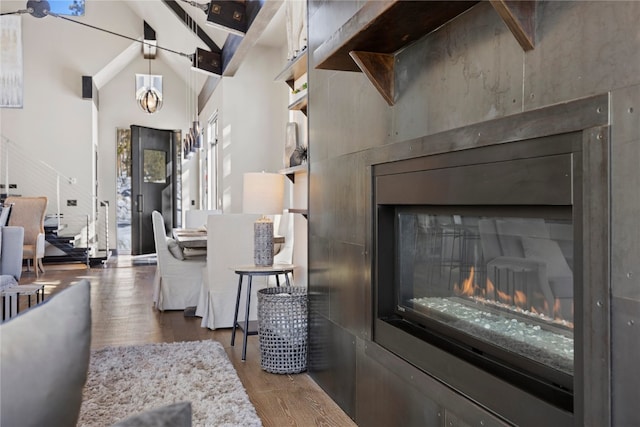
[200,45,288,214]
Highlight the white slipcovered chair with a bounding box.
[184,209,221,229]
[195,211,294,330]
[151,210,205,311]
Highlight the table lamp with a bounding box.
[242,172,285,266]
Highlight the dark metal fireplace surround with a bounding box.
[373,96,610,426]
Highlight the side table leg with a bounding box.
[231,274,243,347]
[242,275,253,361]
[285,272,291,286]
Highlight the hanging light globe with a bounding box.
[137,86,163,114]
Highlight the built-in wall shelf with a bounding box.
[314,0,536,105]
[288,92,308,115]
[281,166,308,216]
[280,164,308,183]
[275,48,308,89]
[277,47,309,218]
[288,208,308,218]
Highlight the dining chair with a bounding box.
[151,210,206,311]
[5,196,48,277]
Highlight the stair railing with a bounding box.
[1,134,107,264]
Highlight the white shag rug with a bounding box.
[77,340,262,427]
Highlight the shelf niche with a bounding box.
[275,48,308,90]
[314,0,536,106]
[280,164,307,183]
[279,165,308,218]
[288,92,308,115]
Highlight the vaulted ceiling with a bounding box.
[117,0,287,109]
[0,0,287,109]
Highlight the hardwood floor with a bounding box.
[20,257,356,427]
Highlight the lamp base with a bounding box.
[254,217,274,266]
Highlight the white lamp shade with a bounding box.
[242,172,285,215]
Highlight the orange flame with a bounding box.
[454,267,476,296]
[486,279,495,296]
[514,290,527,308]
[496,288,513,305]
[553,298,563,320]
[451,268,572,328]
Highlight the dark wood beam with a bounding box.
[197,0,284,110]
[221,0,284,76]
[162,0,222,53]
[489,0,536,51]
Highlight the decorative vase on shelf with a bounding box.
[284,122,298,168]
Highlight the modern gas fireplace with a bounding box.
[374,132,583,422]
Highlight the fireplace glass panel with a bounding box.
[397,211,574,376]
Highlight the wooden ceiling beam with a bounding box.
[162,0,222,53]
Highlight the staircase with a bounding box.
[43,216,109,267]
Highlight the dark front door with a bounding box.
[131,125,179,255]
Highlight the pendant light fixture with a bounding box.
[137,35,163,115]
[186,10,202,154]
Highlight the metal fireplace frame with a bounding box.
[370,94,610,427]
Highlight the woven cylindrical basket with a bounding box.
[257,286,308,374]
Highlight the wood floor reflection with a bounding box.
[22,257,356,427]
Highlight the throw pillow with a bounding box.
[521,237,573,278]
[0,279,92,427]
[167,238,185,260]
[111,402,192,427]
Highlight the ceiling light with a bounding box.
[137,54,163,114]
[138,87,163,114]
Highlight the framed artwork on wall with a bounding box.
[0,16,23,108]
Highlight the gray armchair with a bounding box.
[0,226,24,288]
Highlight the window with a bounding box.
[143,149,166,183]
[49,0,85,16]
[206,113,219,210]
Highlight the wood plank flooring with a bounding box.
[19,257,356,427]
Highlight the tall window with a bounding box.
[206,113,219,210]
